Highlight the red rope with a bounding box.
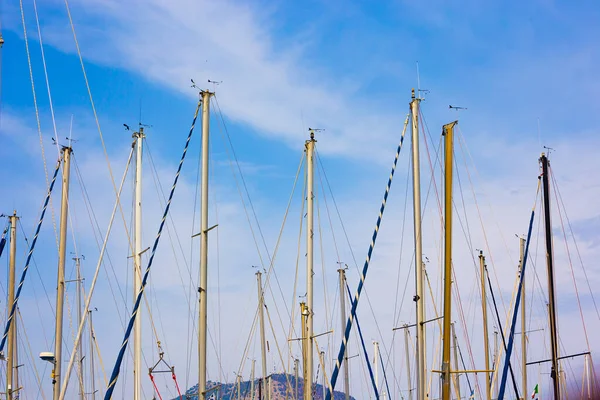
[149,373,164,400]
[172,372,183,400]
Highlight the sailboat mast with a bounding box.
[441,121,457,400]
[519,237,527,399]
[540,153,560,400]
[53,146,72,400]
[321,350,326,400]
[198,90,213,400]
[133,126,144,400]
[294,358,299,400]
[409,89,426,400]
[404,326,413,400]
[75,257,85,400]
[256,271,269,400]
[305,129,316,399]
[374,341,380,396]
[89,309,96,400]
[251,359,256,400]
[6,211,18,400]
[337,268,350,400]
[479,251,491,400]
[451,323,461,400]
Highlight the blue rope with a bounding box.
[0,223,8,259]
[326,116,408,400]
[104,99,202,399]
[497,197,537,399]
[0,158,62,355]
[0,222,10,257]
[346,283,379,399]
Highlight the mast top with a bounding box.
[308,128,323,141]
[411,88,415,99]
[442,121,458,135]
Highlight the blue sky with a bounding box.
[1,0,599,398]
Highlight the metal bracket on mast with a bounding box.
[191,224,218,238]
[392,316,443,331]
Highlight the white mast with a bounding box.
[480,251,491,400]
[409,89,426,400]
[404,326,413,400]
[373,341,380,397]
[53,146,72,400]
[294,358,299,400]
[89,309,96,400]
[251,359,256,400]
[198,90,213,400]
[320,350,326,400]
[6,211,18,400]
[257,271,269,400]
[519,237,527,399]
[305,128,316,400]
[133,126,144,400]
[74,257,85,400]
[337,268,350,400]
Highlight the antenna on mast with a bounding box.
[416,61,421,93]
[543,145,554,157]
[308,127,324,140]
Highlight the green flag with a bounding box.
[531,383,539,398]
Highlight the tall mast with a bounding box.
[305,128,316,400]
[320,351,326,400]
[374,341,380,396]
[493,330,498,398]
[256,271,269,400]
[540,153,560,400]
[479,251,491,400]
[89,309,96,400]
[441,121,457,400]
[53,146,72,400]
[409,89,426,400]
[404,326,413,400]
[585,354,591,399]
[198,90,213,400]
[301,302,309,400]
[294,358,299,400]
[519,237,527,399]
[337,268,350,400]
[133,126,144,400]
[74,257,85,400]
[251,359,256,400]
[6,211,18,400]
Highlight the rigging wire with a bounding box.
[345,282,379,399]
[57,145,135,399]
[497,178,540,399]
[550,165,600,322]
[103,98,201,399]
[18,0,59,247]
[17,307,48,400]
[326,113,409,399]
[0,158,61,354]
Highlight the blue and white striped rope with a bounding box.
[0,223,9,258]
[0,158,62,354]
[104,99,202,399]
[326,115,409,400]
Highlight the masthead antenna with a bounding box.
[308,127,324,140]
